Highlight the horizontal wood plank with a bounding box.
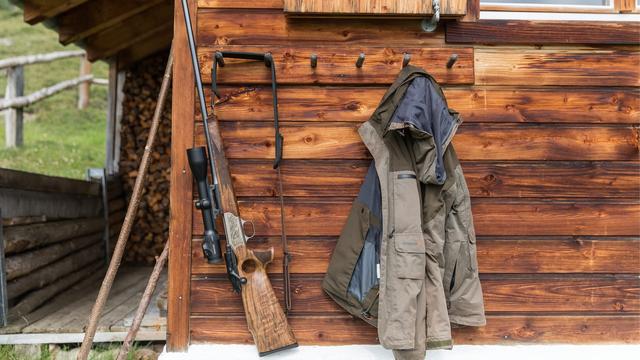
[196,122,640,161]
[190,276,640,314]
[209,86,640,124]
[197,46,473,85]
[0,168,100,196]
[190,315,640,344]
[225,160,640,198]
[199,0,282,8]
[475,48,640,87]
[192,199,640,236]
[191,237,640,275]
[282,0,442,15]
[446,21,640,45]
[196,9,446,46]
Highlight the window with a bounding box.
[485,0,611,5]
[481,0,640,16]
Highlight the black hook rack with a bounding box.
[310,53,317,68]
[402,53,411,68]
[446,54,458,69]
[356,53,365,68]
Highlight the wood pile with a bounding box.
[119,52,172,264]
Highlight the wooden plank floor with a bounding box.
[0,266,166,344]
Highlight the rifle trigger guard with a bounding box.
[241,219,256,240]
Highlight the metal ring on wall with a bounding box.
[421,0,440,33]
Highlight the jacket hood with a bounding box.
[369,65,461,185]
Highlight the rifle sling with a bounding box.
[277,165,292,313]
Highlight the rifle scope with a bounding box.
[187,147,223,264]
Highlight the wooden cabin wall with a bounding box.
[119,52,172,264]
[168,0,640,349]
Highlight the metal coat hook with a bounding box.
[402,53,411,68]
[446,54,458,69]
[356,53,365,68]
[310,53,317,68]
[421,0,440,33]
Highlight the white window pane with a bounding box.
[482,0,610,5]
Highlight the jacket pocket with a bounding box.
[393,233,426,279]
[383,232,425,348]
[391,171,422,235]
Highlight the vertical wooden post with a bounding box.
[0,208,7,327]
[4,66,24,148]
[78,55,92,110]
[168,0,195,352]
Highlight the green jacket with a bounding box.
[323,66,485,358]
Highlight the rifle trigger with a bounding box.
[241,219,256,240]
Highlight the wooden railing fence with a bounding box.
[0,50,108,148]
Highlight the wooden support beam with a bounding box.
[56,0,166,45]
[116,26,173,69]
[22,0,91,25]
[83,1,173,62]
[167,0,194,352]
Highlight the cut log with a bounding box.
[6,262,104,324]
[6,242,104,300]
[3,217,104,255]
[5,232,102,281]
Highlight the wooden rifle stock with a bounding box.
[240,247,298,356]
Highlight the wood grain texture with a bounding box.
[233,244,298,354]
[22,0,90,25]
[199,0,282,8]
[446,21,640,45]
[192,198,640,236]
[198,46,472,85]
[223,160,640,198]
[192,237,640,275]
[196,9,447,46]
[195,122,640,161]
[190,315,640,344]
[191,275,640,314]
[209,86,640,124]
[82,1,173,61]
[475,48,640,87]
[0,168,100,196]
[56,0,165,45]
[282,0,438,15]
[167,0,194,351]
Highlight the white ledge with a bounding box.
[160,344,639,360]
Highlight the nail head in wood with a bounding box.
[356,53,365,68]
[310,54,317,68]
[402,53,411,68]
[446,54,458,69]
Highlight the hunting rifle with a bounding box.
[180,0,297,356]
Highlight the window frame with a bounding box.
[480,0,636,13]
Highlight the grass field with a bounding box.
[0,3,108,179]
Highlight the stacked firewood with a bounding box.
[119,52,172,264]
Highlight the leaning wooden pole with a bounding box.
[116,241,169,360]
[77,46,174,360]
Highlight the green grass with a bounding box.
[0,343,151,360]
[0,6,108,179]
